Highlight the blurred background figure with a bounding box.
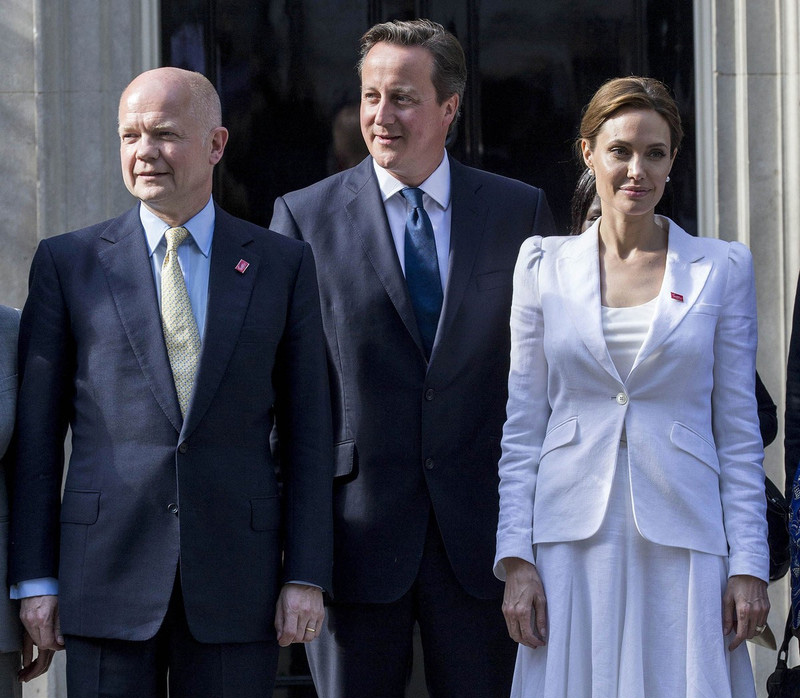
[569,168,601,235]
[329,103,369,173]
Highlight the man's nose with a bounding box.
[373,97,394,125]
[136,135,159,159]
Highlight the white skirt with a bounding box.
[511,445,756,698]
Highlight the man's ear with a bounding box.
[209,127,229,165]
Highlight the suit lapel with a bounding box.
[432,160,487,361]
[181,207,260,439]
[556,228,621,381]
[97,207,183,432]
[344,160,425,353]
[631,221,711,372]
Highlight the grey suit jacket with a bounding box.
[0,305,21,652]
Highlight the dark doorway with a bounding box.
[162,0,695,235]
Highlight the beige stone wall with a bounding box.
[1,0,157,310]
[1,0,37,309]
[696,0,800,691]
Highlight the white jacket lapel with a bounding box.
[631,219,712,373]
[556,228,621,382]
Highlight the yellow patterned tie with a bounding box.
[161,226,201,417]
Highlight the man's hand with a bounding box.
[274,584,324,647]
[20,595,63,651]
[18,630,54,682]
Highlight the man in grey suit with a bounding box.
[0,305,52,695]
[270,18,555,697]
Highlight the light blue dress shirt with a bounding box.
[141,197,214,338]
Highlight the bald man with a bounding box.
[8,68,333,698]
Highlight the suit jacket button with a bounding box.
[167,503,179,515]
[424,458,434,470]
[425,389,435,401]
[616,392,628,405]
[178,442,188,453]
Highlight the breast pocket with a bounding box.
[687,302,721,317]
[475,269,512,292]
[237,326,281,345]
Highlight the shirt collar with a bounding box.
[372,151,451,210]
[140,197,215,257]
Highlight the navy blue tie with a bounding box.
[401,187,443,359]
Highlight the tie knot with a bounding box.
[401,187,425,209]
[165,226,190,251]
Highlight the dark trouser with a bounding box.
[307,517,516,698]
[65,580,279,698]
[0,652,21,698]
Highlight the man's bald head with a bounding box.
[120,67,222,138]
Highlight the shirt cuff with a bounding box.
[10,578,59,599]
[286,580,322,590]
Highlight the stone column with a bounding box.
[1,1,158,696]
[695,0,800,691]
[1,0,158,309]
[1,0,37,309]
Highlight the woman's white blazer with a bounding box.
[494,218,769,582]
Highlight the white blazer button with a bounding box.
[616,392,628,405]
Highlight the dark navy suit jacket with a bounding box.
[9,205,333,643]
[270,156,555,603]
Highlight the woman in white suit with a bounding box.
[495,77,769,697]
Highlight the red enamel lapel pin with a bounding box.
[670,292,684,302]
[235,259,249,274]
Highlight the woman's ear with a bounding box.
[582,139,593,171]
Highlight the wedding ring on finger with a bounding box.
[305,626,316,633]
[755,624,766,634]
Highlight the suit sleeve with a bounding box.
[272,242,334,589]
[9,240,74,585]
[786,272,800,495]
[270,196,303,242]
[712,242,769,581]
[494,236,551,578]
[531,190,557,238]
